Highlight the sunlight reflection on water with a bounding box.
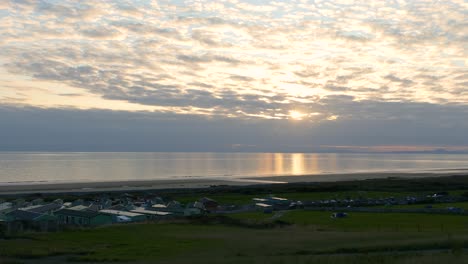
[0,152,467,183]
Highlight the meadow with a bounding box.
[379,201,468,210]
[232,210,468,232]
[1,212,468,263]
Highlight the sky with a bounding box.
[0,0,467,152]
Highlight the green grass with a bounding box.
[227,210,468,232]
[2,176,468,263]
[226,211,273,221]
[380,202,468,210]
[278,191,417,201]
[2,218,468,263]
[0,224,222,262]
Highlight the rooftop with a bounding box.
[270,197,288,201]
[131,208,172,216]
[22,203,62,214]
[256,203,273,208]
[99,209,145,217]
[55,209,100,218]
[6,210,43,221]
[0,202,12,211]
[68,205,90,211]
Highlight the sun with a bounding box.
[289,110,306,120]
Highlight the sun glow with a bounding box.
[289,110,307,120]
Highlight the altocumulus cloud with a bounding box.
[0,0,466,151]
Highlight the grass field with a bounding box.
[1,222,468,264]
[379,202,468,210]
[2,176,468,263]
[227,210,468,232]
[1,211,468,263]
[280,211,468,232]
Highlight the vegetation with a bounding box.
[380,201,468,210]
[2,175,468,263]
[276,211,467,232]
[164,175,468,205]
[3,175,468,204]
[2,209,468,263]
[1,221,468,264]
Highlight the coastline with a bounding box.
[1,171,468,195]
[0,178,247,195]
[243,171,468,183]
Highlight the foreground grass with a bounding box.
[2,175,468,263]
[1,215,468,263]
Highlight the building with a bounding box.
[67,205,91,211]
[20,203,62,215]
[2,209,58,233]
[268,197,289,205]
[151,204,168,211]
[0,202,13,216]
[164,201,185,216]
[55,209,112,226]
[99,209,147,223]
[31,198,44,205]
[252,198,268,203]
[199,197,219,212]
[253,196,290,209]
[3,210,54,222]
[255,203,273,213]
[130,208,173,220]
[184,207,202,216]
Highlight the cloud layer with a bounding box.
[0,0,466,150]
[0,105,467,152]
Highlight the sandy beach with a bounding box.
[1,171,468,195]
[0,178,246,195]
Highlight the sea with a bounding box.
[0,152,467,184]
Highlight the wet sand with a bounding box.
[0,171,467,194]
[0,179,242,194]
[0,177,289,195]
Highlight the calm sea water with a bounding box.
[0,152,467,184]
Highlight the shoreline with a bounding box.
[1,171,468,195]
[243,171,468,183]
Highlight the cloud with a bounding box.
[36,2,105,21]
[0,2,10,9]
[0,105,467,152]
[79,27,123,39]
[0,0,466,124]
[384,74,415,86]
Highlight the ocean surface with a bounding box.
[0,152,467,184]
